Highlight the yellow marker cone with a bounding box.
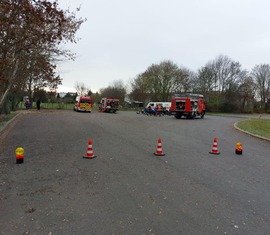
[235,142,243,155]
[15,147,25,164]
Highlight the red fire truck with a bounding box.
[169,94,206,119]
[74,96,93,112]
[99,98,119,113]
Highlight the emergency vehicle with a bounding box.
[74,96,93,112]
[169,94,206,119]
[99,97,119,113]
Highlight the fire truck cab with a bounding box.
[99,97,119,113]
[74,96,93,112]
[170,94,206,119]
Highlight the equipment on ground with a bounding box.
[99,97,119,113]
[74,96,93,112]
[169,93,206,119]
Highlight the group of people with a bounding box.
[23,96,41,110]
[24,97,31,109]
[144,104,165,116]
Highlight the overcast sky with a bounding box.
[56,0,270,93]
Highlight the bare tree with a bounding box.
[99,80,127,104]
[136,60,190,101]
[238,75,256,112]
[192,55,246,112]
[129,74,149,102]
[204,55,243,92]
[195,65,217,94]
[74,81,88,96]
[251,64,270,111]
[174,67,194,94]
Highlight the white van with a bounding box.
[145,102,171,113]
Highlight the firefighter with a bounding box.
[156,104,163,116]
[146,105,153,115]
[36,98,41,110]
[25,98,31,109]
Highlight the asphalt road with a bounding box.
[0,110,270,234]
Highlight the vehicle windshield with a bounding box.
[80,99,91,103]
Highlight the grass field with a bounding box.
[18,102,75,110]
[236,118,270,139]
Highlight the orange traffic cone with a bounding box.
[235,142,243,155]
[154,138,165,156]
[209,137,220,155]
[83,139,97,159]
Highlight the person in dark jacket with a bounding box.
[36,99,41,110]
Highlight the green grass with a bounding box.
[18,102,75,110]
[40,102,74,110]
[17,102,139,111]
[0,112,18,130]
[236,118,270,139]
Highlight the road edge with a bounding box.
[0,111,22,137]
[234,121,270,141]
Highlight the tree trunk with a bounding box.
[0,59,19,113]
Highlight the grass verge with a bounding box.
[236,118,270,139]
[0,112,18,132]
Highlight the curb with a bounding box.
[0,112,22,136]
[234,121,270,142]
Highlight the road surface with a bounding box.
[0,110,269,234]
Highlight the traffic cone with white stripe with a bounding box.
[83,139,97,159]
[154,138,165,156]
[209,137,220,155]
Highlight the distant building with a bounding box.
[58,92,67,98]
[57,92,77,98]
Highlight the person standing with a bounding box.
[36,99,41,110]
